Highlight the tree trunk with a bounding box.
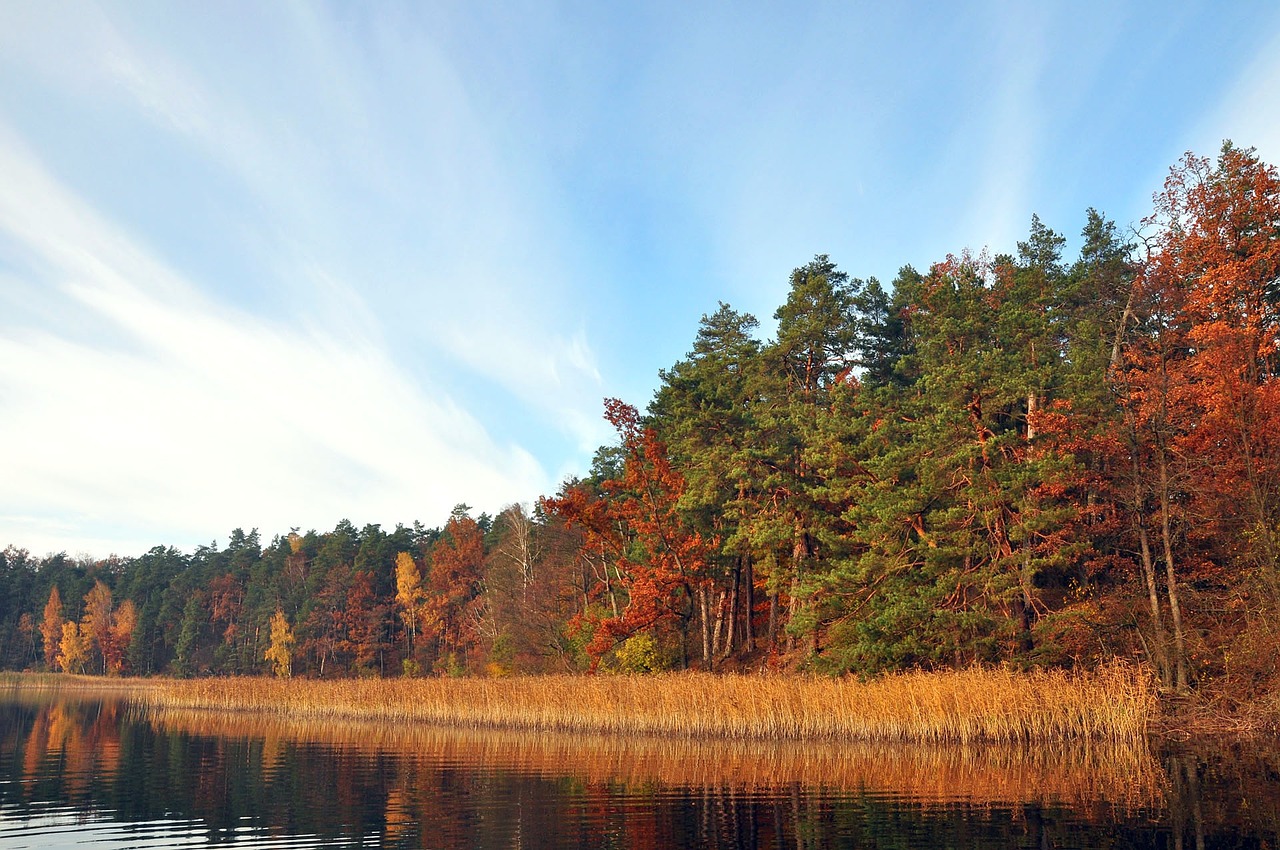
[768,589,778,650]
[785,573,799,654]
[710,588,727,664]
[1123,426,1172,687]
[1138,520,1171,687]
[1158,449,1189,692]
[603,549,620,619]
[786,521,808,654]
[721,567,739,660]
[699,587,712,667]
[1017,557,1035,654]
[1108,284,1136,376]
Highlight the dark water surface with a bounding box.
[1,692,1278,849]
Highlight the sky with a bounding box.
[2,1,1279,559]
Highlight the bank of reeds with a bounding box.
[145,704,1163,808]
[0,672,159,698]
[142,663,1154,745]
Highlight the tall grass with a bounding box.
[145,704,1163,808]
[0,672,159,697]
[142,663,1154,745]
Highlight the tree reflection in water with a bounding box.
[1,693,1277,849]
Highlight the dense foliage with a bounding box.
[3,143,1278,695]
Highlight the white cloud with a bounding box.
[952,6,1050,257]
[0,1,607,444]
[0,132,547,556]
[0,4,619,551]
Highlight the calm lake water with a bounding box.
[0,691,1277,849]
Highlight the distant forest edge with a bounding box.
[5,143,1280,704]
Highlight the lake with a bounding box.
[0,690,1277,848]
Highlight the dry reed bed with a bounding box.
[145,664,1154,745]
[145,704,1163,808]
[0,673,161,700]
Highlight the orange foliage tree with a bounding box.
[394,551,425,671]
[421,510,486,672]
[104,600,137,675]
[544,399,716,668]
[39,587,63,671]
[81,581,113,675]
[1117,143,1280,690]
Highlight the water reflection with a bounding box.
[145,705,1166,808]
[1,692,1278,849]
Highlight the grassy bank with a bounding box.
[138,664,1153,745]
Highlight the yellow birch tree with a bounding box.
[40,587,64,671]
[265,609,295,678]
[58,621,88,674]
[395,552,425,672]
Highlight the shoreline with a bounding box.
[14,666,1274,743]
[3,665,1158,745]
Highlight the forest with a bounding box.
[2,143,1278,703]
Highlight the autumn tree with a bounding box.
[303,564,356,677]
[81,580,113,675]
[16,613,37,670]
[346,569,391,675]
[40,587,64,671]
[421,508,487,673]
[394,552,425,672]
[545,400,715,668]
[1156,145,1280,577]
[1054,210,1147,666]
[58,621,88,674]
[104,600,137,675]
[207,573,245,671]
[479,504,545,673]
[1115,143,1280,691]
[265,609,295,678]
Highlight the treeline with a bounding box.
[3,143,1279,694]
[0,514,594,678]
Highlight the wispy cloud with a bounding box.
[0,2,615,559]
[0,131,546,555]
[4,0,1276,559]
[1,1,607,439]
[1193,24,1280,163]
[950,5,1050,257]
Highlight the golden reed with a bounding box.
[145,704,1163,809]
[0,672,155,692]
[137,663,1153,745]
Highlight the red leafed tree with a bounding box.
[1117,143,1280,690]
[104,600,136,675]
[543,399,716,667]
[421,510,486,672]
[345,569,391,675]
[1159,145,1280,572]
[208,574,243,644]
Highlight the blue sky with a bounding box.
[2,1,1279,557]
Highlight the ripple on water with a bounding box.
[3,694,1279,849]
[1,810,390,849]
